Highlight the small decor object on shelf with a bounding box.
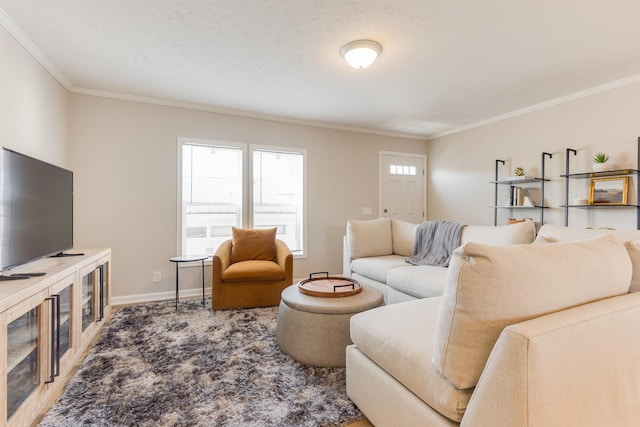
[592,152,609,172]
[514,167,526,177]
[508,217,533,224]
[571,196,589,206]
[509,186,525,206]
[589,176,628,205]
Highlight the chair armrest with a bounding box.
[212,240,232,282]
[275,239,293,283]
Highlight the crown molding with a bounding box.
[0,7,73,91]
[71,86,428,140]
[429,73,640,140]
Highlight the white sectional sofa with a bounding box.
[343,218,536,304]
[346,224,640,426]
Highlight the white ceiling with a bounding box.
[2,1,640,139]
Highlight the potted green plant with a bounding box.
[592,152,609,172]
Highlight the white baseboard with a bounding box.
[111,288,210,306]
[111,277,313,306]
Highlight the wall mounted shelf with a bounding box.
[492,152,552,226]
[561,137,640,229]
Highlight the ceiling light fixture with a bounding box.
[340,39,382,69]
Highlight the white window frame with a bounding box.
[177,137,307,260]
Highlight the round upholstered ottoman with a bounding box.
[276,284,384,367]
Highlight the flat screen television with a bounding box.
[0,147,73,272]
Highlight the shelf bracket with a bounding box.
[540,152,552,224]
[564,149,577,226]
[494,160,506,226]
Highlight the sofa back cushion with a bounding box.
[391,219,420,256]
[433,235,632,390]
[347,218,393,259]
[537,224,640,293]
[460,221,535,246]
[624,241,640,292]
[537,224,640,243]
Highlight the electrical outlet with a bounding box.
[153,271,162,283]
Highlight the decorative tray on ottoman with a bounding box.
[297,272,362,298]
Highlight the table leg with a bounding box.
[201,259,205,307]
[175,262,179,311]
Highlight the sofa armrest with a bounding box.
[343,235,352,277]
[462,293,640,427]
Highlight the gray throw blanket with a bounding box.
[405,220,465,267]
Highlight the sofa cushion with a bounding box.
[391,219,419,256]
[461,221,535,245]
[350,297,472,422]
[624,240,640,292]
[347,218,393,259]
[231,227,276,263]
[350,255,408,284]
[535,224,608,243]
[536,223,640,243]
[433,235,632,390]
[386,265,448,298]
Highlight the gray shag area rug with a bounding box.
[39,300,363,427]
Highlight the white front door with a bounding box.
[380,152,426,223]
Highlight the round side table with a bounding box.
[169,255,209,310]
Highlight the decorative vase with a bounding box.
[592,162,608,172]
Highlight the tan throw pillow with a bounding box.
[433,235,632,390]
[347,218,393,259]
[231,227,277,263]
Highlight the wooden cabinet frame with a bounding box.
[0,248,111,427]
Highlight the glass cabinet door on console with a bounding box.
[49,274,77,376]
[81,267,94,334]
[1,290,49,426]
[79,256,111,342]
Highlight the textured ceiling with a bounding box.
[2,1,640,139]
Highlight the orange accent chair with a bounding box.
[212,227,293,310]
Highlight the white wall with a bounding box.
[0,26,69,166]
[69,95,427,302]
[428,81,640,231]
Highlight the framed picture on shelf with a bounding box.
[589,176,629,205]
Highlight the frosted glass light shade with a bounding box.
[340,40,382,69]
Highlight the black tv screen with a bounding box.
[0,148,73,271]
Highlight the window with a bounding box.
[389,164,417,176]
[178,138,306,258]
